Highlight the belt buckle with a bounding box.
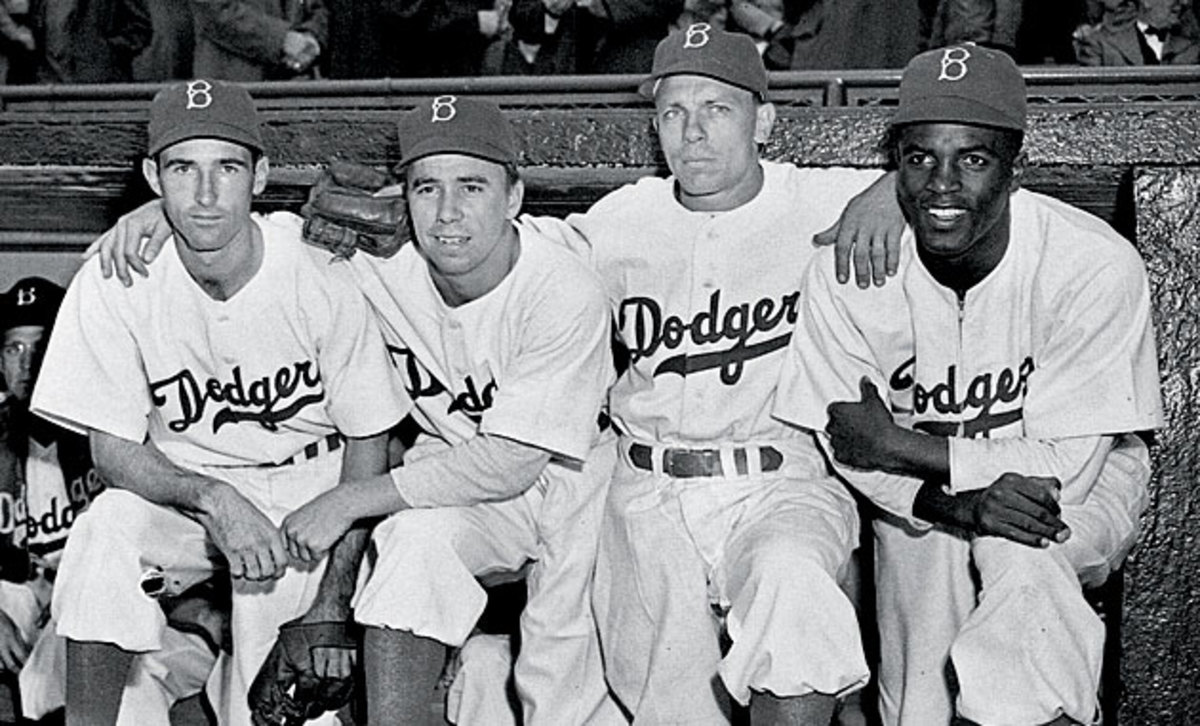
[664,448,718,478]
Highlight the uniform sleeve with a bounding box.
[1023,250,1163,438]
[30,263,152,443]
[949,434,1111,504]
[390,433,549,508]
[774,251,924,521]
[479,269,612,462]
[307,261,413,438]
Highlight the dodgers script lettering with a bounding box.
[150,361,324,433]
[620,290,800,385]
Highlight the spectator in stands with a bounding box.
[30,0,150,83]
[1075,0,1199,64]
[727,0,820,70]
[487,0,681,75]
[189,0,328,80]
[128,0,194,82]
[324,0,390,78]
[0,0,36,84]
[918,0,1023,56]
[378,0,509,77]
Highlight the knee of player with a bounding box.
[372,508,466,557]
[741,542,843,597]
[73,489,155,539]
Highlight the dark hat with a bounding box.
[0,278,65,334]
[640,23,768,100]
[892,44,1026,131]
[397,96,519,169]
[148,79,264,157]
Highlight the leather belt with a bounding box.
[265,433,343,468]
[627,442,783,478]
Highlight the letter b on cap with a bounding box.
[683,23,711,49]
[938,47,971,82]
[431,95,458,123]
[186,80,213,110]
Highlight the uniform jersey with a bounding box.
[32,213,410,469]
[548,161,882,446]
[775,188,1164,513]
[340,219,614,506]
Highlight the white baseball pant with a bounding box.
[592,437,868,725]
[52,452,343,726]
[354,437,619,726]
[875,434,1150,726]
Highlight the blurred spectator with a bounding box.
[128,0,194,81]
[0,277,101,721]
[0,0,36,84]
[380,0,512,77]
[918,0,1023,55]
[31,0,150,83]
[729,0,822,70]
[487,0,681,75]
[1075,0,1199,64]
[324,0,389,78]
[189,0,328,81]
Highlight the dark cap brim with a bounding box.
[150,122,264,157]
[398,136,517,169]
[638,67,768,100]
[890,95,1025,131]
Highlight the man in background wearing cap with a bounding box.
[775,43,1160,725]
[519,22,907,724]
[0,277,103,720]
[30,79,410,725]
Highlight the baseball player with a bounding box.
[30,79,410,725]
[517,24,907,724]
[774,44,1162,725]
[282,96,619,726]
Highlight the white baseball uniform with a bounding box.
[31,212,411,725]
[332,220,619,726]
[524,161,880,723]
[775,188,1162,725]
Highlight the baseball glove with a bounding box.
[247,618,361,726]
[300,159,411,260]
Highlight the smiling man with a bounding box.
[775,44,1162,725]
[278,97,620,726]
[29,79,409,725]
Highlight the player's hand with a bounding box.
[813,170,903,288]
[0,610,30,672]
[295,600,356,681]
[282,30,321,72]
[958,473,1071,548]
[80,199,171,287]
[826,377,896,471]
[281,488,355,564]
[200,484,289,581]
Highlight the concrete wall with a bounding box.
[0,97,1197,723]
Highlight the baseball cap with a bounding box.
[397,96,519,169]
[639,23,768,100]
[891,43,1026,131]
[0,278,65,334]
[147,79,264,157]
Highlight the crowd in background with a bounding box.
[0,0,1196,86]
